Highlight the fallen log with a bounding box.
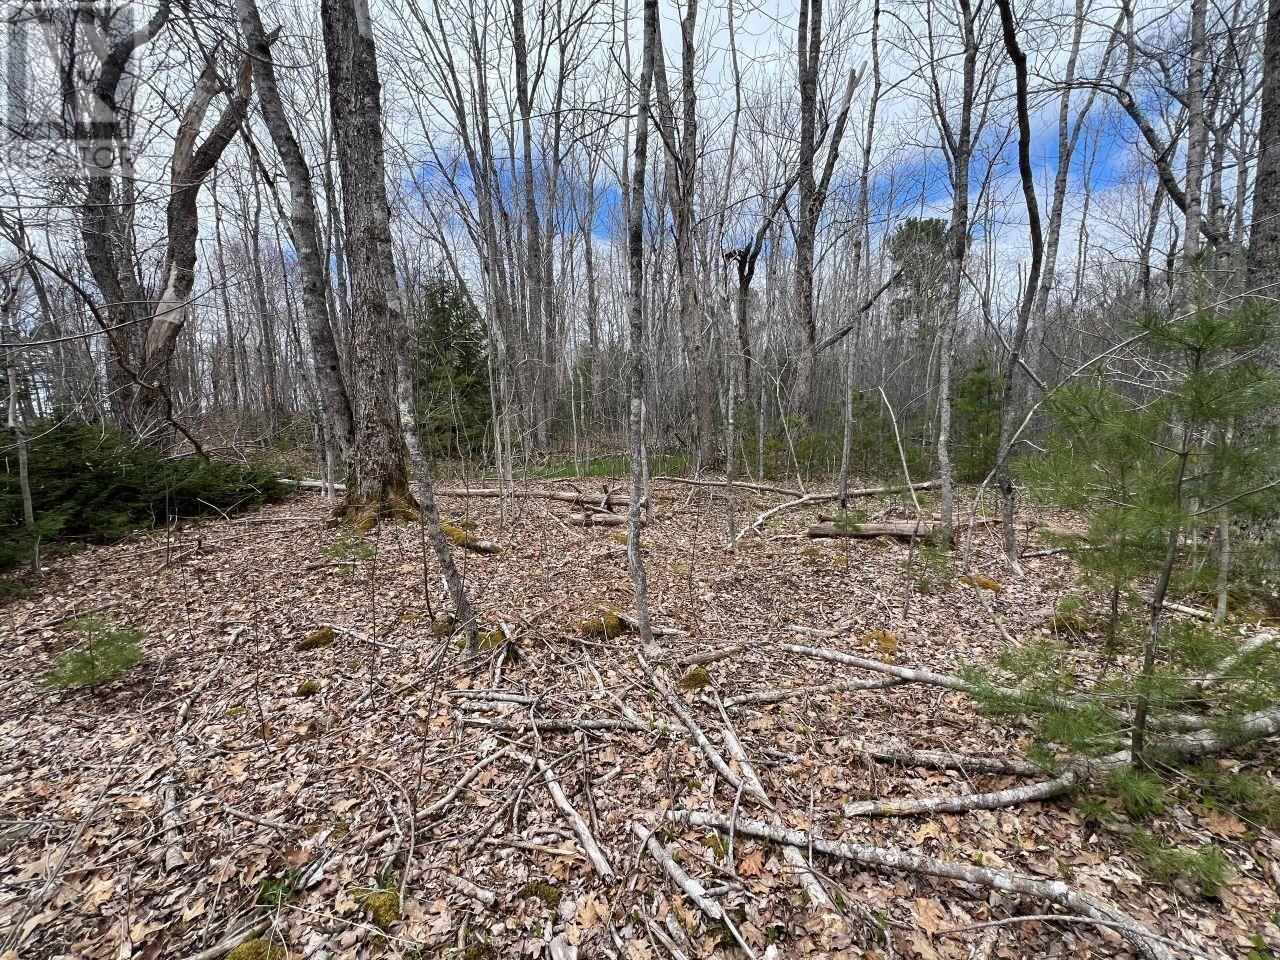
[666,810,1175,960]
[808,520,946,542]
[565,511,634,527]
[438,486,642,509]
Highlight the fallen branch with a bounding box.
[159,779,187,873]
[565,511,634,527]
[667,810,1175,960]
[636,652,771,806]
[438,486,643,509]
[724,679,901,707]
[1192,632,1275,689]
[860,742,1044,776]
[657,476,940,501]
[632,823,760,960]
[460,715,653,733]
[843,770,1077,817]
[738,494,817,542]
[936,914,1218,960]
[617,612,686,637]
[441,873,497,907]
[679,643,746,666]
[320,621,396,651]
[422,747,512,818]
[177,919,270,960]
[515,752,614,880]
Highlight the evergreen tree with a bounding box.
[405,272,491,460]
[1004,283,1279,768]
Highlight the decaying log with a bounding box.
[667,810,1175,960]
[808,520,946,542]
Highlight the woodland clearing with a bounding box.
[1,481,1276,960]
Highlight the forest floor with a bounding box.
[1,480,1277,960]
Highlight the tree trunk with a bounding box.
[627,0,659,652]
[993,0,1043,565]
[237,0,356,465]
[792,0,821,418]
[320,0,412,516]
[1249,0,1280,426]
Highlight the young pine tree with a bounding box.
[1011,284,1279,767]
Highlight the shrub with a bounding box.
[0,420,287,570]
[43,617,144,691]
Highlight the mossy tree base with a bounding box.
[330,487,420,533]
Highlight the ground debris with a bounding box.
[0,483,1274,960]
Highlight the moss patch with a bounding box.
[678,666,712,692]
[452,517,478,531]
[454,629,505,651]
[295,626,336,651]
[362,889,402,928]
[958,573,1003,592]
[443,522,476,547]
[430,614,457,637]
[580,606,628,640]
[225,940,286,960]
[518,880,562,908]
[296,680,320,698]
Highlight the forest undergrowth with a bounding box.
[0,481,1277,960]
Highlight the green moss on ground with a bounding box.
[295,627,336,651]
[296,680,320,698]
[362,890,402,928]
[225,939,286,960]
[518,880,562,908]
[580,606,628,640]
[678,666,711,692]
